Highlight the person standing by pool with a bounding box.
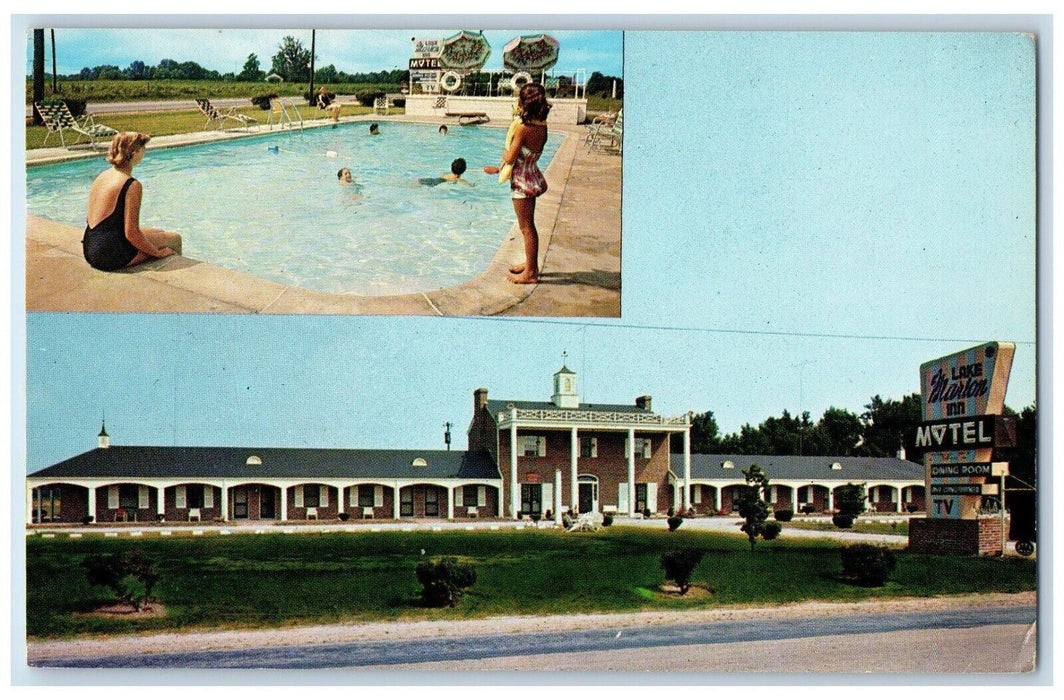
[502,82,550,284]
[82,132,182,271]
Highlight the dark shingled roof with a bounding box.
[670,454,924,481]
[30,447,499,481]
[485,399,654,418]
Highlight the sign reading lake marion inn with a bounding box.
[916,342,1015,521]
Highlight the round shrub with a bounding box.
[338,512,350,522]
[832,513,855,529]
[906,502,920,513]
[602,513,614,527]
[81,515,94,525]
[774,509,794,522]
[762,521,782,540]
[415,557,477,607]
[667,515,684,532]
[840,544,897,587]
[800,503,817,515]
[251,93,278,110]
[659,548,704,595]
[642,507,652,519]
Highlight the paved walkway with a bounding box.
[25,113,621,316]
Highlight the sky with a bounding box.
[24,27,623,78]
[19,30,1038,473]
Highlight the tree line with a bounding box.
[52,35,624,94]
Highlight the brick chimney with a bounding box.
[469,388,491,452]
[635,396,652,412]
[475,388,488,410]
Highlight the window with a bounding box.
[303,485,320,508]
[522,435,544,457]
[358,485,375,508]
[580,436,598,458]
[463,485,479,506]
[118,485,139,509]
[400,488,414,516]
[635,484,648,513]
[627,437,652,458]
[425,487,440,517]
[520,484,542,515]
[187,485,205,509]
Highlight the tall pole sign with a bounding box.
[917,342,1015,520]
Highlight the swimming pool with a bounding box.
[26,122,561,296]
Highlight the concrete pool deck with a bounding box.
[25,115,620,316]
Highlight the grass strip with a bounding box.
[26,526,1034,639]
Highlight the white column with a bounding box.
[447,486,454,520]
[510,417,519,519]
[27,486,34,525]
[683,428,692,510]
[220,484,229,522]
[713,485,721,511]
[826,487,834,512]
[554,469,563,525]
[627,428,636,517]
[156,487,165,519]
[394,483,401,519]
[87,487,97,523]
[280,486,288,521]
[896,486,903,513]
[570,427,579,513]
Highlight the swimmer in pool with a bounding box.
[338,168,353,185]
[419,158,473,187]
[439,124,448,135]
[369,123,380,135]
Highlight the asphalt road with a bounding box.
[33,604,1035,670]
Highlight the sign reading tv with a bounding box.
[917,342,1014,520]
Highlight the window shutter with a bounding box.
[643,440,652,458]
[477,486,486,506]
[295,486,304,508]
[176,485,186,508]
[693,485,702,504]
[591,437,598,458]
[374,485,383,507]
[541,483,553,513]
[138,486,149,509]
[204,487,214,508]
[455,486,464,507]
[537,436,546,457]
[618,483,629,512]
[349,488,357,507]
[647,484,657,513]
[320,485,329,507]
[108,486,119,509]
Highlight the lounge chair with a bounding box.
[34,101,118,150]
[587,108,622,154]
[315,94,343,121]
[267,97,303,130]
[196,98,258,131]
[373,96,390,116]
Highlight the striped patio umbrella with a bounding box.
[502,34,560,73]
[439,30,492,72]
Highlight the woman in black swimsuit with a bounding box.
[83,132,182,271]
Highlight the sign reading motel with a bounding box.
[913,415,1017,451]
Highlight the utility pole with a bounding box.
[32,29,45,124]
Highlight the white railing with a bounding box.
[500,408,689,427]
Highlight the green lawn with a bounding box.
[25,526,1034,639]
[25,103,378,151]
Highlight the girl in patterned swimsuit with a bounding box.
[83,132,182,271]
[502,83,551,284]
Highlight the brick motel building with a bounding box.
[27,365,924,525]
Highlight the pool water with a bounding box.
[27,122,561,296]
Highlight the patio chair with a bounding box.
[267,97,303,130]
[587,108,622,154]
[373,96,390,116]
[315,93,343,121]
[196,98,258,131]
[34,101,118,150]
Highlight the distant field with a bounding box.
[26,526,1035,640]
[26,80,401,103]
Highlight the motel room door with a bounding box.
[260,487,276,519]
[578,476,598,514]
[233,487,249,519]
